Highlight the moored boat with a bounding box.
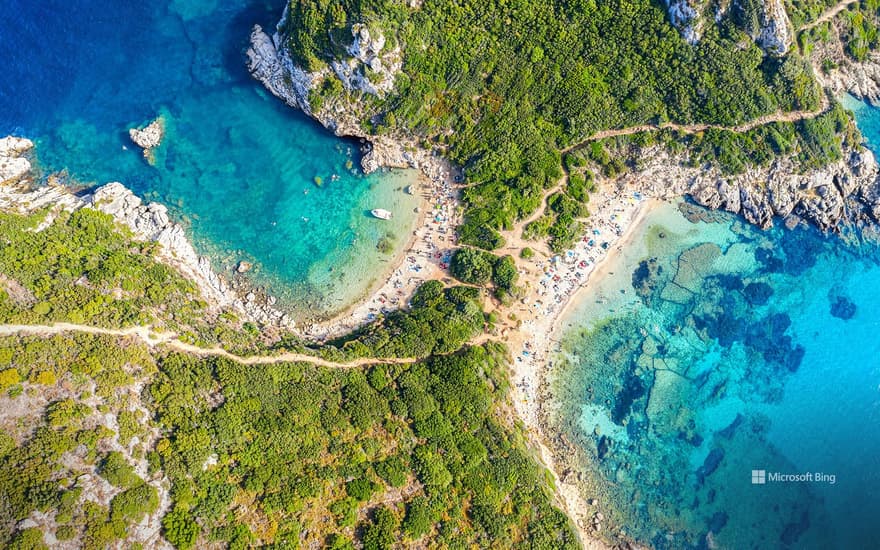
[371,208,393,220]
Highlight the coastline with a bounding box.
[245,9,880,546]
[246,21,468,340]
[0,137,294,329]
[302,166,461,340]
[501,183,657,545]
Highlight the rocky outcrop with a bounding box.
[666,0,791,55]
[752,0,792,56]
[622,145,880,232]
[822,55,880,103]
[129,116,165,164]
[248,22,461,183]
[0,137,293,328]
[246,24,322,115]
[0,136,35,184]
[331,24,401,97]
[665,0,710,44]
[88,183,235,306]
[89,184,293,327]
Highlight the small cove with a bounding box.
[0,0,420,319]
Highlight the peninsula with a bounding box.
[2,0,880,549]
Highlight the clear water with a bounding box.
[551,196,880,548]
[0,0,420,318]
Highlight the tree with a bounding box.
[450,248,494,285]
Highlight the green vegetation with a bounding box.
[0,208,205,328]
[572,102,861,176]
[785,0,838,29]
[322,280,486,358]
[149,344,576,548]
[0,207,278,352]
[289,0,824,250]
[842,5,880,61]
[0,334,159,549]
[450,247,520,298]
[0,329,576,548]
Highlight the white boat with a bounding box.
[371,209,393,220]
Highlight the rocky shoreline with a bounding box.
[0,137,293,329]
[620,143,880,235]
[246,22,459,183]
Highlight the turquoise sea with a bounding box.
[552,102,880,549]
[0,0,419,319]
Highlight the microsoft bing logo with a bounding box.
[751,470,766,484]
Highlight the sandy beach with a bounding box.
[286,130,659,544]
[499,186,657,544]
[302,165,462,341]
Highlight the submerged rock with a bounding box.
[830,295,857,320]
[708,510,729,534]
[780,510,811,545]
[717,414,745,439]
[743,281,773,306]
[237,261,253,273]
[597,435,612,460]
[632,258,663,304]
[696,447,725,484]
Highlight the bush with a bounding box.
[362,507,398,550]
[402,496,435,539]
[111,484,159,524]
[450,248,494,285]
[346,477,380,501]
[161,510,199,550]
[0,367,19,391]
[375,455,409,487]
[99,452,141,489]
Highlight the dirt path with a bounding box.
[562,96,830,155]
[799,0,858,32]
[556,0,856,157]
[0,323,417,368]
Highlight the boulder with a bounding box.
[0,136,34,183]
[129,117,165,164]
[129,118,164,150]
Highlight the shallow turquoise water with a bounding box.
[552,199,880,548]
[0,0,419,317]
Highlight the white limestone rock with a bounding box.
[666,0,791,55]
[754,0,792,56]
[246,24,321,115]
[129,117,166,164]
[665,0,709,44]
[0,136,34,184]
[332,24,402,96]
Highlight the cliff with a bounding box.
[253,5,880,239]
[246,22,457,183]
[665,0,712,44]
[664,0,792,56]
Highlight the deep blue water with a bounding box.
[0,0,419,318]
[553,177,880,545]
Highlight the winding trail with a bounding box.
[798,0,858,32]
[0,323,417,368]
[562,98,831,155]
[561,0,864,156]
[526,0,855,236]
